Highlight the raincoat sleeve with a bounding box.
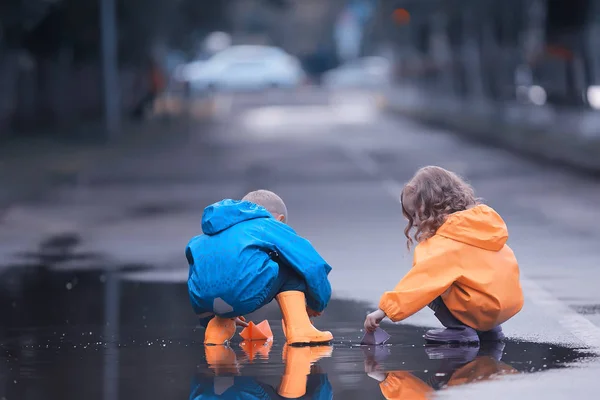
[378,242,462,322]
[379,371,434,400]
[262,221,332,313]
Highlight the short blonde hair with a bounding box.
[401,166,480,249]
[242,190,288,222]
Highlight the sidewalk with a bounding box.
[0,97,216,212]
[382,85,600,173]
[0,95,220,270]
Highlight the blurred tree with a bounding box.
[0,0,235,63]
[168,0,230,54]
[0,0,55,50]
[545,0,590,39]
[263,0,289,8]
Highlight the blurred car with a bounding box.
[177,45,306,92]
[322,56,391,89]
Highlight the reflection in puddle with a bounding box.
[366,343,518,399]
[194,344,334,399]
[194,341,518,399]
[0,266,597,399]
[199,343,334,398]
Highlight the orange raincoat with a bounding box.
[378,357,519,399]
[379,204,524,331]
[379,371,434,400]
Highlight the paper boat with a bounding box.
[360,327,391,346]
[362,344,391,363]
[240,339,273,361]
[239,320,274,341]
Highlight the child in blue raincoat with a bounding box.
[186,190,333,345]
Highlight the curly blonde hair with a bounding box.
[401,166,480,249]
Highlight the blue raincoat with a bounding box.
[189,374,333,400]
[186,199,332,321]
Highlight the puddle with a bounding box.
[10,233,105,268]
[0,266,596,399]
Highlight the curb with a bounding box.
[0,96,217,209]
[383,87,600,174]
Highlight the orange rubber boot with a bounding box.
[278,344,333,398]
[204,345,240,375]
[276,291,333,345]
[204,316,236,345]
[282,344,333,363]
[281,318,317,341]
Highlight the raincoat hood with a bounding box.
[201,199,272,235]
[436,204,508,251]
[188,198,333,318]
[379,203,522,331]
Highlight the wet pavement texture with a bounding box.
[1,266,596,399]
[3,89,600,399]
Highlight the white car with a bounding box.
[322,57,392,89]
[180,45,305,92]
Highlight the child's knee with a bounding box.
[276,265,307,293]
[279,275,307,293]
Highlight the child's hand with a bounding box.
[307,307,322,318]
[364,309,386,332]
[235,317,248,327]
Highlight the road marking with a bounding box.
[342,144,600,353]
[522,279,600,351]
[341,145,402,199]
[213,95,233,119]
[238,100,378,136]
[119,269,188,282]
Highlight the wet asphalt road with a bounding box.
[0,267,594,399]
[2,88,600,399]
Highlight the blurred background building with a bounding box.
[3,2,600,398]
[0,0,346,138]
[1,0,600,141]
[373,0,597,108]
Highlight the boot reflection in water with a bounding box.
[239,339,273,362]
[425,342,517,389]
[424,344,480,389]
[204,345,241,376]
[369,343,517,399]
[278,344,333,398]
[444,342,518,388]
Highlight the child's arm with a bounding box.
[378,371,434,399]
[379,244,462,322]
[262,221,332,313]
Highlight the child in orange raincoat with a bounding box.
[364,166,524,343]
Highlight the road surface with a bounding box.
[1,88,599,399]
